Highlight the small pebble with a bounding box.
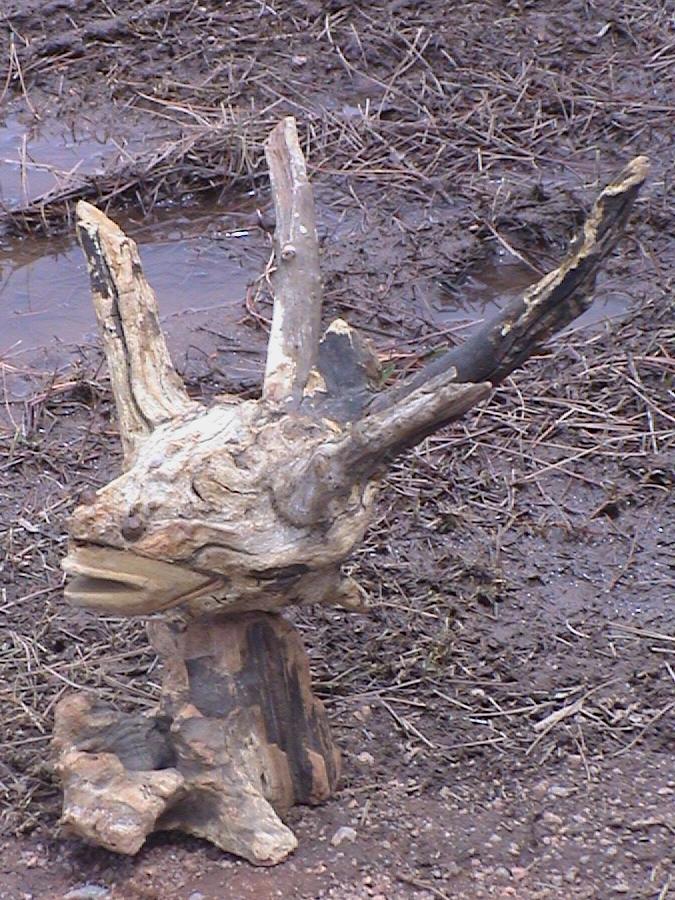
[64,887,110,900]
[542,811,563,826]
[356,751,375,765]
[548,784,573,798]
[331,826,358,847]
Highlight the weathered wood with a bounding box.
[76,201,195,465]
[317,318,380,398]
[53,612,340,866]
[263,117,323,405]
[53,694,184,855]
[56,119,649,865]
[63,150,649,617]
[61,544,219,615]
[63,399,375,616]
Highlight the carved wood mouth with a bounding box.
[64,573,155,615]
[62,545,218,615]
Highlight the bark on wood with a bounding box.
[53,612,340,866]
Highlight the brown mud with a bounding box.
[0,1,673,898]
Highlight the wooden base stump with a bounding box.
[52,612,340,866]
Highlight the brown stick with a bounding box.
[263,117,323,405]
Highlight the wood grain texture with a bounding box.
[53,612,340,866]
[263,117,323,405]
[76,201,195,465]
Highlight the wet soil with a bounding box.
[0,1,673,898]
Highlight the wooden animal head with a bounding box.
[62,119,648,619]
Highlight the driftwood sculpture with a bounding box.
[52,116,649,865]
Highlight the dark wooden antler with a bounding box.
[372,156,649,408]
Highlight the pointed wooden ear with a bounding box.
[76,201,195,467]
[262,117,323,406]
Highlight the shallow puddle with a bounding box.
[0,112,634,400]
[0,206,269,358]
[0,111,272,387]
[0,110,120,207]
[435,252,634,333]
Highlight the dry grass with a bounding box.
[1,297,672,832]
[0,0,673,844]
[1,0,672,239]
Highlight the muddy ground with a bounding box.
[0,1,673,898]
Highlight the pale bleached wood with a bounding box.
[64,399,375,616]
[262,117,323,405]
[57,134,649,867]
[76,201,195,464]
